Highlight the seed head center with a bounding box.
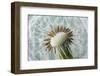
[50,32,67,47]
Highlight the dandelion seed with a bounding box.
[43,25,73,59]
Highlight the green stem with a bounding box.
[57,44,73,59]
